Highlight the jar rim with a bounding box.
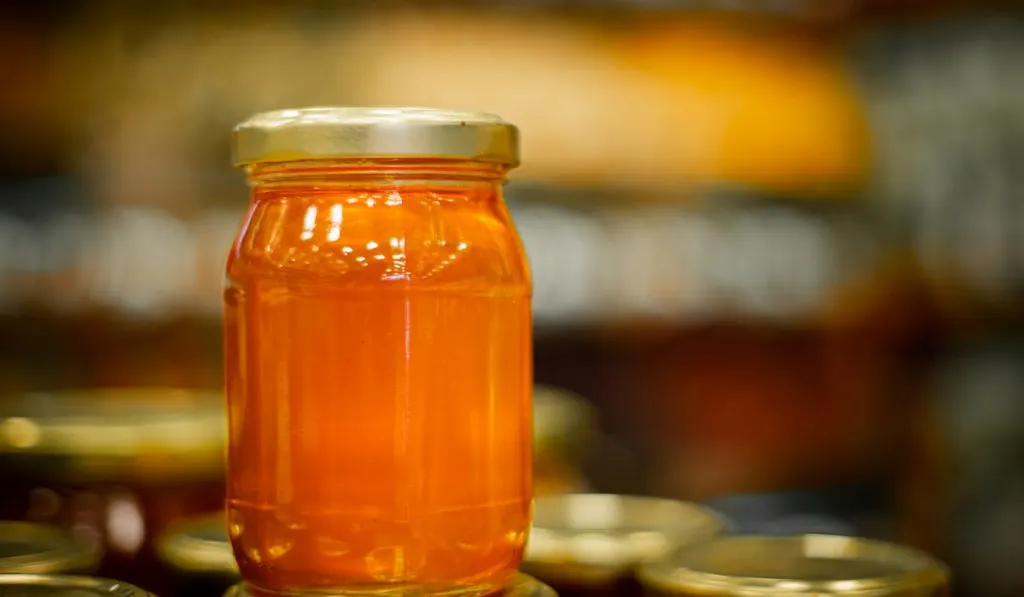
[232,107,520,169]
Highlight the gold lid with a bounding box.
[0,388,225,482]
[232,107,520,168]
[222,573,555,597]
[638,535,950,596]
[0,522,101,574]
[157,512,237,576]
[0,574,154,596]
[525,494,726,585]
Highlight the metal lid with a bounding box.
[222,573,555,597]
[638,535,950,596]
[157,512,237,576]
[0,388,225,482]
[0,522,101,574]
[525,494,726,585]
[0,574,154,597]
[232,107,520,168]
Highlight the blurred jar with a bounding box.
[158,513,238,597]
[578,190,938,551]
[0,574,156,597]
[638,534,949,596]
[0,388,225,594]
[534,386,597,496]
[225,108,531,596]
[523,494,726,597]
[0,521,101,574]
[522,185,941,549]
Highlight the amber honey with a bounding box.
[224,108,530,597]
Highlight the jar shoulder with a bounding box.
[226,187,530,293]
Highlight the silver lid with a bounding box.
[232,107,520,168]
[638,534,950,596]
[0,574,154,597]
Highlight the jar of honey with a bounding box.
[638,535,950,597]
[225,107,532,596]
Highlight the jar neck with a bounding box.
[246,158,509,187]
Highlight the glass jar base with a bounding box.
[241,581,502,597]
[226,573,554,597]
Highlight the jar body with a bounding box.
[223,160,533,595]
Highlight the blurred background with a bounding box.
[0,0,1023,595]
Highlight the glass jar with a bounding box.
[225,107,532,596]
[0,574,156,597]
[0,521,101,574]
[638,535,950,597]
[523,494,726,597]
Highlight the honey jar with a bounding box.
[225,107,531,596]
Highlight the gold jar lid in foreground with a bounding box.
[0,574,155,597]
[157,512,237,577]
[0,521,101,574]
[222,573,555,597]
[232,107,520,168]
[638,535,949,596]
[525,494,727,585]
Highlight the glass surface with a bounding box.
[224,160,533,595]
